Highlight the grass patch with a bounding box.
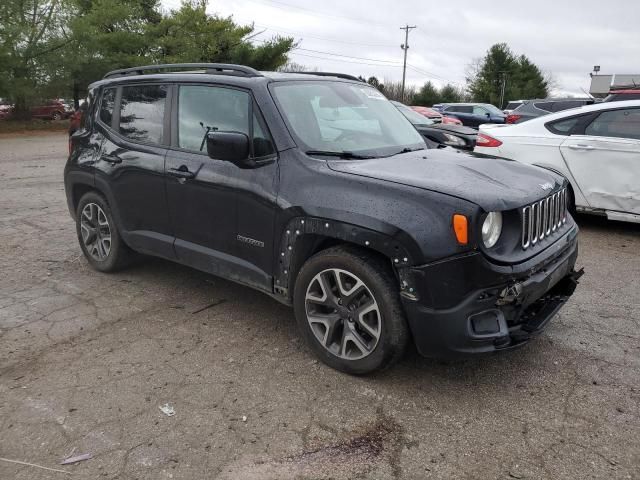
[0,119,69,135]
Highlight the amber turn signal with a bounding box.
[453,214,468,245]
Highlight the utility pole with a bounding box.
[498,71,508,109]
[400,24,416,102]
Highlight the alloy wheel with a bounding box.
[305,268,381,360]
[80,203,112,261]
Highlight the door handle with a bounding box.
[101,154,122,164]
[167,166,196,179]
[567,144,595,150]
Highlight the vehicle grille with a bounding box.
[521,188,568,249]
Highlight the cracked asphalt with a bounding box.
[0,132,639,479]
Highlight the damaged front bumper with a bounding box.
[400,225,583,357]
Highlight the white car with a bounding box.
[474,100,640,224]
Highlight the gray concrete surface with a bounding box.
[0,132,638,480]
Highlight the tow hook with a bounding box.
[497,282,523,305]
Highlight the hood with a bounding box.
[327,149,563,211]
[429,123,478,136]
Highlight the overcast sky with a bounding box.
[162,0,639,96]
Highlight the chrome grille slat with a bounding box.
[521,187,568,249]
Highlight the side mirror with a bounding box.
[206,131,250,163]
[485,112,491,118]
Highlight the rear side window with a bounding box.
[99,88,116,126]
[534,102,554,112]
[584,108,640,140]
[551,101,583,112]
[119,85,167,144]
[546,114,591,135]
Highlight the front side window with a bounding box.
[178,86,250,152]
[271,81,424,156]
[119,84,167,144]
[393,102,436,126]
[584,108,640,140]
[99,88,116,126]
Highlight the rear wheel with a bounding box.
[76,191,133,272]
[293,246,409,374]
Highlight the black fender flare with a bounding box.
[273,214,421,301]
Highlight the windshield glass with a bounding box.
[392,102,436,126]
[271,81,425,156]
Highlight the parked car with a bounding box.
[410,106,463,125]
[392,101,477,150]
[439,103,506,128]
[604,86,640,102]
[475,100,640,224]
[65,63,582,374]
[503,100,525,115]
[31,99,71,120]
[0,100,13,120]
[506,98,594,124]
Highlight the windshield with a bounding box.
[391,102,436,126]
[271,81,425,156]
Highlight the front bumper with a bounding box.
[401,225,582,357]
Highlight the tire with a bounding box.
[75,191,133,272]
[293,245,409,374]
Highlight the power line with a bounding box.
[295,47,402,65]
[288,52,404,68]
[243,0,390,27]
[250,23,396,48]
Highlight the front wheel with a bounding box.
[293,246,409,374]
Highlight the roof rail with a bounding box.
[103,63,263,79]
[281,71,364,82]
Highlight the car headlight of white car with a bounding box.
[482,211,502,248]
[442,133,466,147]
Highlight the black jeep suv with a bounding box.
[65,63,582,374]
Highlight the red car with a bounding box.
[410,106,463,125]
[30,99,71,120]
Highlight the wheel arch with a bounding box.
[274,215,420,303]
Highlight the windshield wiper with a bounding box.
[305,150,375,159]
[392,146,425,155]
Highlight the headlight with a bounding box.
[442,133,466,147]
[482,211,502,248]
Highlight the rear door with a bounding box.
[560,106,640,214]
[94,83,174,258]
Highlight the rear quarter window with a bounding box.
[99,88,116,126]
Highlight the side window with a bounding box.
[534,102,554,112]
[119,84,167,144]
[546,115,584,135]
[473,106,488,115]
[458,106,473,113]
[178,85,249,152]
[99,88,116,126]
[252,109,275,157]
[552,101,580,112]
[584,108,640,140]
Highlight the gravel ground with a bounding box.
[0,132,638,480]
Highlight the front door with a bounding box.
[560,106,640,214]
[165,83,279,291]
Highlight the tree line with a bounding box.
[0,0,295,118]
[362,43,549,107]
[0,0,550,118]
